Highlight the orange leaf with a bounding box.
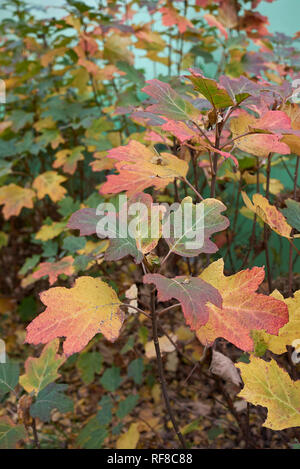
[196,259,288,351]
[0,184,35,219]
[26,276,124,356]
[100,140,188,196]
[32,256,75,285]
[33,171,67,203]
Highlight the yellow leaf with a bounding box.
[116,423,140,449]
[35,221,66,241]
[242,192,292,238]
[0,184,35,219]
[281,103,300,155]
[237,356,300,430]
[33,171,67,203]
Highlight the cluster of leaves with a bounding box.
[0,0,300,450]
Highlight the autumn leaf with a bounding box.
[19,339,65,394]
[103,33,134,65]
[230,110,290,158]
[53,146,85,175]
[242,192,292,238]
[100,140,188,196]
[196,259,288,351]
[141,79,199,121]
[159,6,193,34]
[187,68,234,109]
[68,208,100,236]
[219,75,259,105]
[236,356,300,430]
[69,193,162,264]
[33,171,67,203]
[280,103,300,155]
[161,120,198,143]
[0,184,35,219]
[25,277,124,356]
[143,273,222,330]
[163,196,229,257]
[258,290,300,355]
[204,13,228,39]
[35,221,67,241]
[32,256,74,285]
[116,423,140,449]
[90,151,116,172]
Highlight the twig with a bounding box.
[150,288,187,449]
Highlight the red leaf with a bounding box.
[143,273,222,330]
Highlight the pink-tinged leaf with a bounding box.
[141,79,199,121]
[68,208,99,236]
[219,75,260,105]
[159,6,193,34]
[143,273,222,330]
[100,164,172,197]
[255,111,292,131]
[32,256,74,285]
[230,110,291,158]
[204,13,228,39]
[26,276,123,356]
[100,141,188,196]
[68,193,161,264]
[161,120,198,143]
[196,259,289,351]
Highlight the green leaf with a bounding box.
[163,196,229,257]
[30,383,73,422]
[74,254,91,271]
[57,197,80,218]
[116,394,139,419]
[97,396,113,426]
[0,362,19,397]
[42,240,59,258]
[62,235,86,253]
[76,417,108,449]
[18,296,37,322]
[128,358,144,385]
[100,366,122,392]
[281,199,300,232]
[0,418,26,449]
[121,336,135,355]
[187,70,234,109]
[19,255,40,276]
[76,352,102,384]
